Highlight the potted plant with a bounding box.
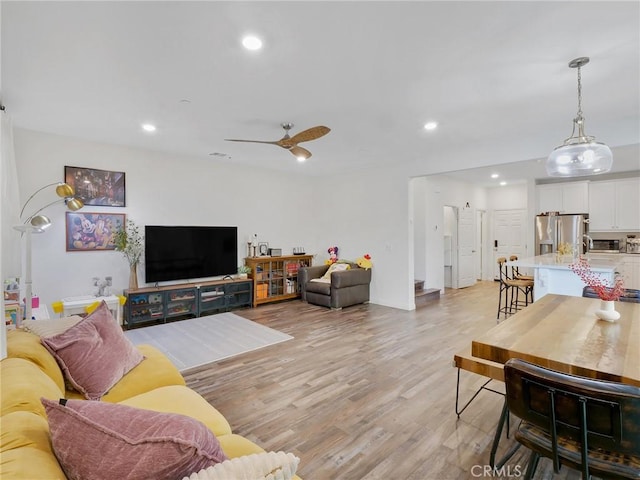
[237,265,252,279]
[569,256,624,321]
[114,219,144,290]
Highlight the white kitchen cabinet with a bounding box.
[621,255,640,290]
[588,253,640,290]
[536,182,588,214]
[589,177,640,231]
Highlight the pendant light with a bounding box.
[546,57,613,177]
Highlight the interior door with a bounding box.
[458,207,476,288]
[493,209,527,279]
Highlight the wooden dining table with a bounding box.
[472,294,640,387]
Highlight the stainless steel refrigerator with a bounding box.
[535,214,590,255]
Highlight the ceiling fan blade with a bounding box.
[290,145,312,159]
[224,139,279,145]
[289,126,330,144]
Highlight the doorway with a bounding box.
[443,205,477,289]
[492,209,528,279]
[475,209,487,281]
[443,206,457,288]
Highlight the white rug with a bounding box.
[124,312,293,371]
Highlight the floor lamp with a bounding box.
[14,182,83,322]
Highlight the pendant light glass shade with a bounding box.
[547,141,613,177]
[546,57,613,177]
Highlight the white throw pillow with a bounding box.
[22,316,83,337]
[321,262,350,280]
[182,451,299,480]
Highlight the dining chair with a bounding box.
[583,286,640,304]
[503,358,640,480]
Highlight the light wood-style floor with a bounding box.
[183,281,588,479]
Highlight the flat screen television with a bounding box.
[144,225,237,283]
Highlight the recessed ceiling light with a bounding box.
[424,121,438,131]
[142,123,156,132]
[242,35,263,51]
[500,181,507,186]
[491,173,499,179]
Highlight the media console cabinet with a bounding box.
[245,254,313,307]
[123,278,252,329]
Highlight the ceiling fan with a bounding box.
[225,123,330,160]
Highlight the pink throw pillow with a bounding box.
[42,398,227,480]
[41,301,144,400]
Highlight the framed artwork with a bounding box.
[258,242,269,256]
[66,212,125,251]
[64,166,126,207]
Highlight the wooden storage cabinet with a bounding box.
[245,255,313,307]
[124,279,253,328]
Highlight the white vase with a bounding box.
[595,300,620,322]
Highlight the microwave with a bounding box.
[590,239,620,253]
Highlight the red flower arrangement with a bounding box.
[569,256,624,301]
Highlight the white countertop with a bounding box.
[508,253,621,273]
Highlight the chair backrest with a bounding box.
[509,255,520,278]
[583,286,640,304]
[505,358,640,475]
[497,257,510,283]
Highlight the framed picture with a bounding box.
[66,212,125,251]
[258,242,269,256]
[64,166,126,207]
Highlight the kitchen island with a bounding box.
[508,253,622,302]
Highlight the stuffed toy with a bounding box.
[356,253,373,270]
[326,246,339,265]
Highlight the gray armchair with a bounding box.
[299,263,371,309]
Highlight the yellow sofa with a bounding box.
[1,329,299,479]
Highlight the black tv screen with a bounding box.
[145,226,237,283]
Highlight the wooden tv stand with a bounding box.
[123,278,252,329]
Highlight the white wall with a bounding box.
[311,165,413,310]
[12,129,321,309]
[9,128,416,312]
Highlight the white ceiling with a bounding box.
[2,1,639,180]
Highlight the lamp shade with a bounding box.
[30,215,52,230]
[55,183,74,197]
[66,197,84,211]
[546,142,613,177]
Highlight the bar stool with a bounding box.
[496,257,512,320]
[497,257,534,321]
[509,255,533,281]
[509,255,534,308]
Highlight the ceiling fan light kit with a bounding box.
[225,123,330,160]
[546,56,613,177]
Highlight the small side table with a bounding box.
[61,295,123,326]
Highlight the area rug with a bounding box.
[124,312,293,372]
